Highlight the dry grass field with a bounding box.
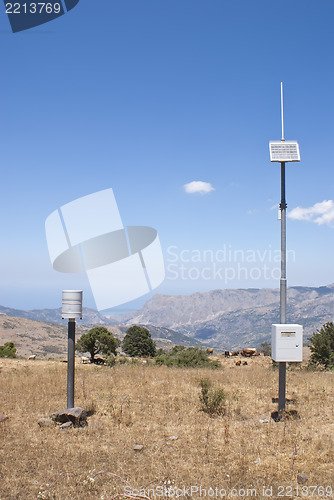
[0,355,333,499]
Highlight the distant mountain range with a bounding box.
[118,285,334,349]
[1,284,334,353]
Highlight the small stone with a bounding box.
[133,444,144,451]
[169,435,178,441]
[60,421,73,430]
[38,418,53,428]
[259,419,269,424]
[297,473,308,485]
[0,413,9,423]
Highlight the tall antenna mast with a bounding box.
[281,82,285,141]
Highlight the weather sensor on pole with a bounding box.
[62,290,83,409]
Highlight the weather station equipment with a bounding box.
[269,83,302,420]
[62,290,83,409]
[272,324,303,362]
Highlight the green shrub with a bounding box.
[106,354,116,367]
[199,378,226,417]
[308,322,334,369]
[155,354,170,366]
[155,346,221,368]
[117,356,130,365]
[155,348,165,357]
[0,341,17,358]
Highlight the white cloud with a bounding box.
[183,181,215,195]
[288,200,334,226]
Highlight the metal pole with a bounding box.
[67,318,76,409]
[281,82,285,141]
[280,162,287,324]
[279,161,287,418]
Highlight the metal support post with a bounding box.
[67,318,76,409]
[278,161,287,419]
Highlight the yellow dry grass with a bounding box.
[0,356,333,500]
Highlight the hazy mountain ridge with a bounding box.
[1,284,334,352]
[118,288,281,328]
[178,304,330,350]
[119,285,334,349]
[121,284,334,321]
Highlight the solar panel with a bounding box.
[269,141,300,162]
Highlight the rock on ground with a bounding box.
[38,417,54,428]
[50,407,87,427]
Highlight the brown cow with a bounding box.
[241,348,256,357]
[235,360,241,366]
[207,348,214,354]
[231,351,239,356]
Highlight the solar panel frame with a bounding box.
[269,141,300,162]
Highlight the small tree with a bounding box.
[122,326,156,357]
[0,341,17,358]
[76,327,119,362]
[309,321,334,369]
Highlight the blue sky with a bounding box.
[1,0,334,311]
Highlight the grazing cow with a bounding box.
[207,348,214,354]
[224,351,230,357]
[235,360,241,366]
[93,357,105,365]
[28,355,36,360]
[241,348,257,357]
[81,356,90,364]
[243,361,248,366]
[231,351,239,356]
